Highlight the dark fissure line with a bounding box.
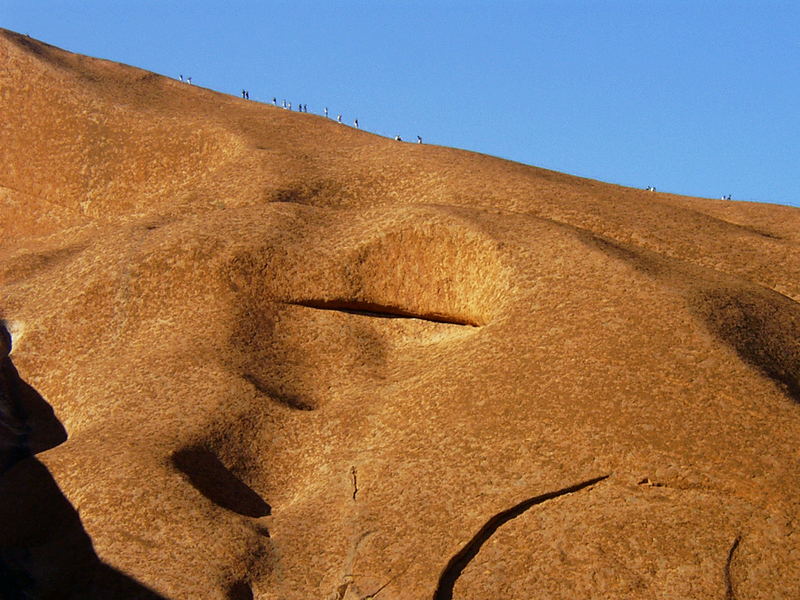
[432,474,610,600]
[724,535,741,600]
[351,466,359,501]
[288,300,481,327]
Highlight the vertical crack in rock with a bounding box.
[432,474,610,600]
[351,466,359,501]
[724,535,741,600]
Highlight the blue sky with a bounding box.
[3,1,798,207]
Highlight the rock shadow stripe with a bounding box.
[432,474,610,600]
[0,321,165,597]
[0,323,68,473]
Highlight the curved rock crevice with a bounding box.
[290,299,482,328]
[432,474,610,600]
[724,535,741,600]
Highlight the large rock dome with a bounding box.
[1,29,799,599]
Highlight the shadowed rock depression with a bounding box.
[172,447,272,518]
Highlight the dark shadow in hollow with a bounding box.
[698,290,800,404]
[227,579,255,600]
[0,323,168,599]
[172,447,272,518]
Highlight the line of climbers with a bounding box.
[646,186,733,200]
[177,77,738,194]
[178,74,424,144]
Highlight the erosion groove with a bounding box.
[243,373,315,411]
[432,474,610,600]
[724,535,741,600]
[290,300,482,327]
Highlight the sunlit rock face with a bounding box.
[2,28,800,600]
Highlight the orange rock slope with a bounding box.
[1,29,799,599]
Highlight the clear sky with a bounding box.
[3,1,798,207]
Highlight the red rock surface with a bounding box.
[1,29,799,599]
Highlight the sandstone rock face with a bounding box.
[1,29,799,599]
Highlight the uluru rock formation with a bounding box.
[1,29,799,599]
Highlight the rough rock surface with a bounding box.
[1,29,799,599]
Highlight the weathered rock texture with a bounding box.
[1,29,799,599]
